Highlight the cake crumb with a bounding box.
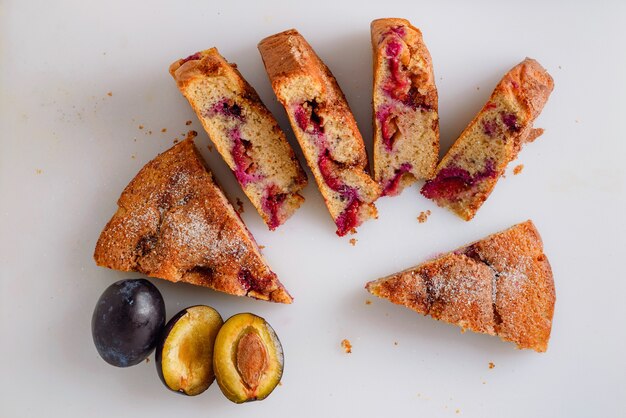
[365,299,372,305]
[235,198,245,214]
[394,341,398,346]
[35,169,43,175]
[341,339,352,354]
[476,86,480,91]
[207,144,213,152]
[147,130,153,135]
[173,138,179,144]
[107,91,112,97]
[349,238,357,246]
[259,245,265,250]
[456,409,460,414]
[161,128,167,133]
[488,362,495,369]
[417,210,431,223]
[145,358,150,363]
[138,125,144,130]
[513,164,524,175]
[131,154,136,160]
[185,120,193,126]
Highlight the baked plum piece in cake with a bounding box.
[371,18,439,196]
[366,220,555,352]
[421,58,554,220]
[170,48,308,230]
[258,29,382,236]
[94,133,292,303]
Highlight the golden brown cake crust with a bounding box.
[366,220,555,352]
[94,134,292,303]
[169,48,308,230]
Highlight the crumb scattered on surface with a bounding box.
[456,409,460,414]
[35,169,43,174]
[558,65,562,69]
[488,362,495,369]
[236,198,245,214]
[148,130,152,135]
[349,238,357,246]
[107,91,112,97]
[173,138,179,144]
[145,358,150,363]
[482,381,486,385]
[207,144,213,152]
[185,120,193,126]
[259,245,265,250]
[417,210,431,223]
[161,128,167,133]
[394,341,398,346]
[138,125,144,130]
[131,154,136,160]
[513,164,524,175]
[365,299,372,305]
[476,86,480,91]
[341,339,352,354]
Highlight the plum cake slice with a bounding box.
[258,29,382,236]
[366,220,555,352]
[170,48,308,230]
[371,18,439,196]
[421,58,554,220]
[94,133,292,303]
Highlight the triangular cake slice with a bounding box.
[94,133,292,303]
[258,29,382,236]
[366,220,555,351]
[371,18,439,196]
[421,59,554,220]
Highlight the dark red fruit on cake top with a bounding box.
[501,112,521,132]
[376,106,399,151]
[181,52,202,64]
[421,160,497,201]
[238,269,273,294]
[230,128,261,185]
[382,163,413,196]
[262,186,287,231]
[335,198,360,237]
[294,103,323,136]
[211,99,244,120]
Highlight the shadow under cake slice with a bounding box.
[170,48,308,230]
[258,29,382,236]
[365,220,555,352]
[371,18,439,196]
[421,58,554,220]
[94,133,292,303]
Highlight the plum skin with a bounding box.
[91,279,165,367]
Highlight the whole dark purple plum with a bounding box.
[92,279,165,367]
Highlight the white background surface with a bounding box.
[1,1,625,417]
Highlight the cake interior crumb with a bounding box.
[488,362,495,369]
[417,210,431,223]
[107,91,112,97]
[341,339,352,354]
[138,125,144,130]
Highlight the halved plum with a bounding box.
[213,313,283,403]
[156,305,224,396]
